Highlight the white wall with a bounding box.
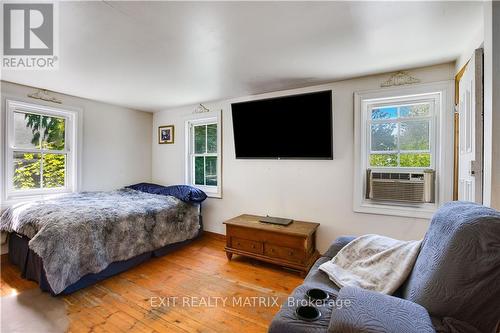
[453,1,500,210]
[455,24,484,74]
[478,1,500,209]
[483,1,493,208]
[492,1,500,209]
[485,1,500,209]
[0,81,153,200]
[152,63,455,252]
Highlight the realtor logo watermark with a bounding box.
[2,2,59,69]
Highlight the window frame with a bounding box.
[185,110,222,198]
[353,82,454,219]
[4,99,79,201]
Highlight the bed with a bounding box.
[0,184,206,295]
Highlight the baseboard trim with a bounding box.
[203,231,226,241]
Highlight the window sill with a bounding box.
[354,200,437,219]
[202,188,222,199]
[206,193,222,199]
[190,184,222,199]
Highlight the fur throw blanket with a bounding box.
[319,235,422,294]
[0,189,201,294]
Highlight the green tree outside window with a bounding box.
[370,104,431,168]
[13,113,66,190]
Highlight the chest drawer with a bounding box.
[226,225,306,249]
[231,237,263,254]
[264,243,305,263]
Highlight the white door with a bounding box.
[458,48,483,203]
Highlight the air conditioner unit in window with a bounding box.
[366,169,435,203]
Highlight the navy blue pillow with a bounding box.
[126,183,207,203]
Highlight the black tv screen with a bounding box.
[231,90,333,159]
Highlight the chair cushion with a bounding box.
[328,286,435,333]
[304,257,341,291]
[322,236,356,258]
[401,201,500,333]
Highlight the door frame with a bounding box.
[454,63,467,200]
[453,48,484,202]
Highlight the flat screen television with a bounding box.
[231,90,333,159]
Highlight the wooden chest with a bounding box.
[223,214,320,276]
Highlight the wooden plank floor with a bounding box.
[0,233,303,332]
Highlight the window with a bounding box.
[185,111,222,198]
[353,82,453,218]
[369,101,433,169]
[5,100,78,200]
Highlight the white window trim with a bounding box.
[3,99,81,204]
[184,109,222,198]
[353,81,454,219]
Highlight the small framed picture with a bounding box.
[158,125,174,144]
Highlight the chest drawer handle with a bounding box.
[289,251,294,256]
[236,242,241,246]
[271,248,275,252]
[252,245,256,249]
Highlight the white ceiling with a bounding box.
[2,1,483,112]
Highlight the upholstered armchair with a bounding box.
[269,201,500,333]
